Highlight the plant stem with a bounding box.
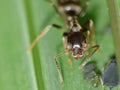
[107,0,120,75]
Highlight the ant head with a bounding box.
[67,30,87,59]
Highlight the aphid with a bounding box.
[102,55,119,90]
[28,0,99,86]
[83,62,101,87]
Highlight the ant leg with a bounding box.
[83,19,96,46]
[89,20,96,46]
[79,45,99,69]
[62,32,68,49]
[79,0,89,17]
[54,50,69,86]
[89,19,101,53]
[86,30,91,54]
[47,0,63,18]
[63,32,72,68]
[28,24,63,52]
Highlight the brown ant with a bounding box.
[28,0,99,86]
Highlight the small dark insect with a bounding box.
[28,0,99,86]
[102,55,119,90]
[83,62,101,87]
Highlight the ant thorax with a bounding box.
[69,17,82,32]
[58,0,81,16]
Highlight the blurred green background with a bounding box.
[0,0,119,90]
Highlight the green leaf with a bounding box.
[0,0,38,90]
[0,0,118,90]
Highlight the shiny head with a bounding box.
[67,31,87,59]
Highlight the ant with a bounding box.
[28,0,99,86]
